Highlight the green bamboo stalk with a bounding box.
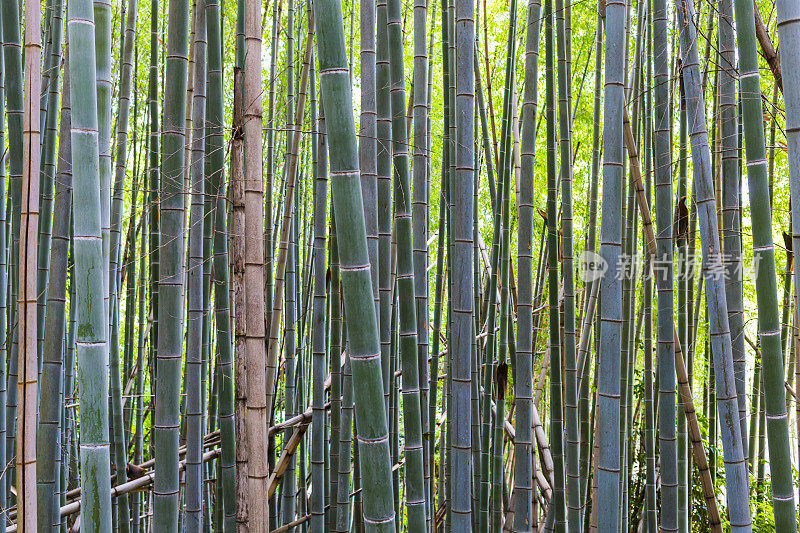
[0,11,7,528]
[376,0,392,422]
[153,0,190,525]
[36,55,71,533]
[411,0,430,522]
[147,0,159,403]
[719,0,746,470]
[732,0,797,525]
[66,0,114,526]
[185,0,207,528]
[121,65,141,441]
[544,0,565,525]
[555,0,579,525]
[653,0,677,525]
[439,0,452,523]
[479,1,516,527]
[264,0,280,356]
[643,1,657,528]
[515,0,542,526]
[776,0,800,523]
[205,0,235,525]
[385,0,426,525]
[578,13,601,519]
[132,185,147,533]
[328,204,342,533]
[107,2,138,528]
[282,164,299,529]
[491,17,516,524]
[310,61,327,533]
[452,0,476,525]
[314,1,396,527]
[94,0,111,326]
[335,348,353,533]
[429,164,446,526]
[676,70,689,533]
[35,0,65,366]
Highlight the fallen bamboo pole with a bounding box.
[5,449,221,531]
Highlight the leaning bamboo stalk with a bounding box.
[314,0,397,526]
[268,419,311,498]
[675,0,752,525]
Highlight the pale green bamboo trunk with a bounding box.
[67,0,114,527]
[597,0,626,525]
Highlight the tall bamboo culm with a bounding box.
[597,0,626,526]
[653,0,677,526]
[314,0,397,528]
[733,0,798,526]
[386,0,426,524]
[515,0,542,526]
[16,0,41,526]
[776,0,800,525]
[153,0,190,526]
[67,0,114,527]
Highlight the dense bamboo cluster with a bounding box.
[0,0,799,530]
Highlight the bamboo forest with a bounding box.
[1,0,800,527]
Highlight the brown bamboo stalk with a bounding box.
[16,0,41,528]
[242,0,269,522]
